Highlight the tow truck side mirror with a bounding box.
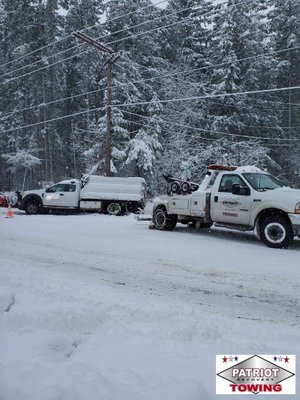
[232,184,250,196]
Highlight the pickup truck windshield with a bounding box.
[242,173,283,191]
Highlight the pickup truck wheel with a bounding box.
[260,216,293,248]
[153,207,177,231]
[25,200,40,215]
[107,202,122,216]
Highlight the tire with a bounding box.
[170,181,180,194]
[25,200,40,215]
[260,216,293,249]
[106,202,122,216]
[153,206,177,231]
[181,182,190,194]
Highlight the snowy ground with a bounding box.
[0,208,299,400]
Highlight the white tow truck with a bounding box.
[17,175,146,216]
[152,165,300,248]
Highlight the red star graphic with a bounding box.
[284,356,289,363]
[222,356,228,363]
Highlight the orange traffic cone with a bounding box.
[5,204,14,218]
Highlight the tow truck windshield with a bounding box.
[242,173,284,191]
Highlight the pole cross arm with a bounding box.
[73,31,114,54]
[104,53,120,66]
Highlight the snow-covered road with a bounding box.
[0,209,299,399]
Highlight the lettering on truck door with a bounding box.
[210,174,252,225]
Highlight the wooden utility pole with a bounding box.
[73,31,117,176]
[105,59,113,176]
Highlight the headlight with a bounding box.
[294,202,300,214]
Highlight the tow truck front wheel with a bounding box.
[260,216,293,249]
[153,207,177,231]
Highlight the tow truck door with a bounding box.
[210,173,252,225]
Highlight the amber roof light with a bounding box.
[207,165,237,171]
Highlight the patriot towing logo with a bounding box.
[216,355,296,395]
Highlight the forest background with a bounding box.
[0,0,300,194]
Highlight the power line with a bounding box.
[0,0,171,80]
[125,116,217,142]
[0,107,101,135]
[4,38,300,115]
[0,0,250,85]
[3,38,300,118]
[241,97,300,109]
[2,3,300,134]
[1,89,103,117]
[206,99,299,118]
[1,99,297,143]
[164,105,298,130]
[0,0,168,72]
[0,0,205,81]
[110,84,300,109]
[122,110,298,142]
[180,79,300,110]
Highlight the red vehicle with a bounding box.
[0,193,8,208]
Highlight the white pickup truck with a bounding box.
[17,175,146,216]
[152,165,300,248]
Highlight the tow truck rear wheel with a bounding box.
[153,206,177,231]
[25,200,40,215]
[260,216,293,248]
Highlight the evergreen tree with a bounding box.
[63,0,105,177]
[1,0,299,192]
[102,0,164,177]
[268,0,300,184]
[0,0,41,189]
[125,93,162,180]
[208,0,280,136]
[158,0,213,179]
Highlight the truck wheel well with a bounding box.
[154,204,167,212]
[23,194,42,206]
[23,195,42,214]
[256,208,290,226]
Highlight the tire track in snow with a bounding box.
[1,235,299,327]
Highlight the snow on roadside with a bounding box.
[0,210,299,399]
